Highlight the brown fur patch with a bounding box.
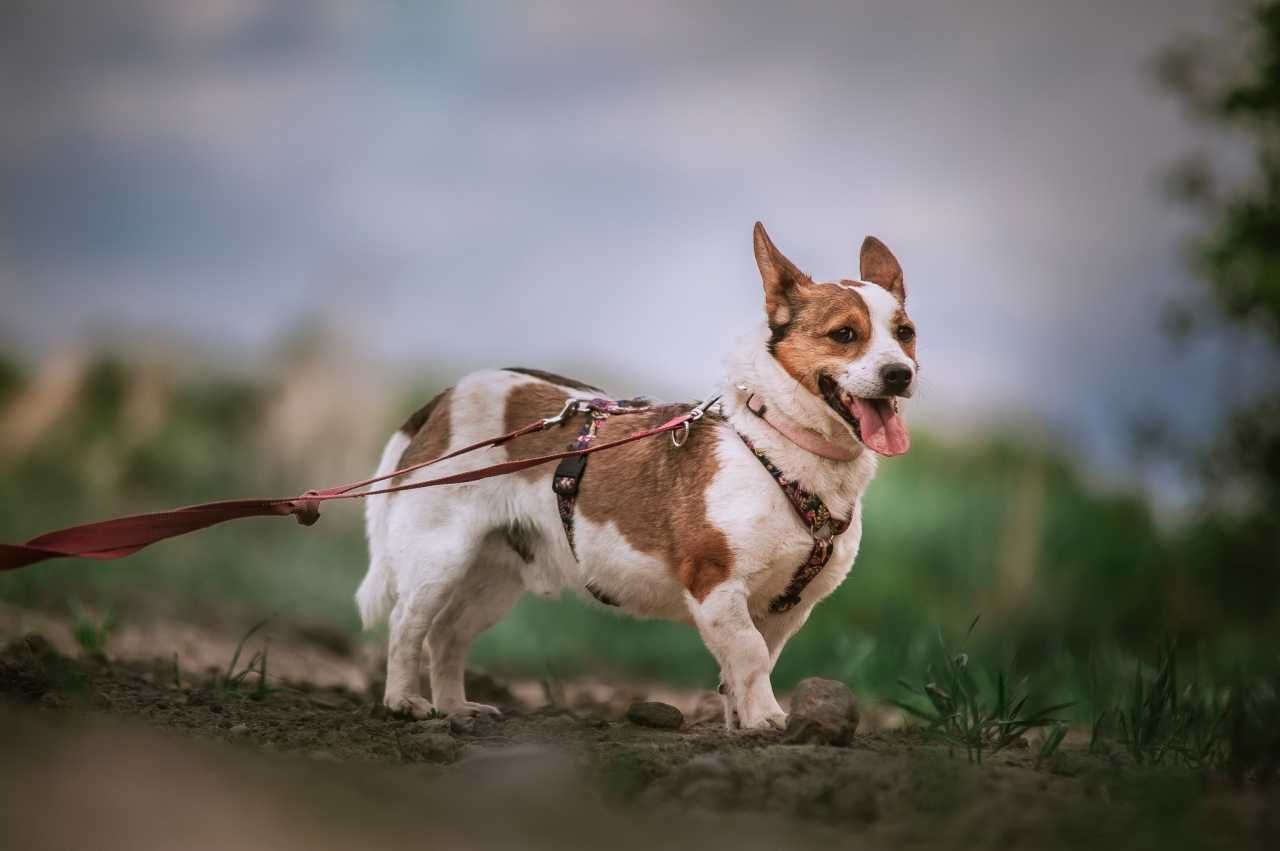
[503,381,574,483]
[754,222,811,329]
[772,284,873,395]
[859,236,906,301]
[399,388,449,436]
[503,367,604,395]
[502,381,733,601]
[891,306,918,363]
[393,387,454,484]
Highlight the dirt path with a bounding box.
[1,623,1276,850]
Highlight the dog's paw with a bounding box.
[738,710,788,731]
[385,694,437,719]
[438,700,502,718]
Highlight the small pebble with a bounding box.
[627,701,684,730]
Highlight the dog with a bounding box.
[356,223,917,729]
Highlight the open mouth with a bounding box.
[818,374,911,457]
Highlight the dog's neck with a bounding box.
[720,327,879,521]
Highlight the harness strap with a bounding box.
[551,398,653,559]
[738,435,852,613]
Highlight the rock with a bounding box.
[627,701,684,730]
[228,723,250,737]
[415,718,451,735]
[783,678,860,746]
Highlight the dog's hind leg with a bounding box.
[382,531,480,719]
[426,542,525,716]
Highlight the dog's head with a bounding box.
[753,222,917,457]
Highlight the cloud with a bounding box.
[0,0,1229,474]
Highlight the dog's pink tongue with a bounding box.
[848,397,910,457]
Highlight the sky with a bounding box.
[0,0,1237,482]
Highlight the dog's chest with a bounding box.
[565,437,863,619]
[717,476,863,605]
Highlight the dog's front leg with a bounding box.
[689,581,787,731]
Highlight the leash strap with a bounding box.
[0,402,699,573]
[738,434,852,613]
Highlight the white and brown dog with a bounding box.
[357,223,917,729]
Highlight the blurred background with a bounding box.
[2,0,1277,712]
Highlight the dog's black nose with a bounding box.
[881,363,913,395]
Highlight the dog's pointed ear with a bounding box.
[754,222,808,327]
[860,236,905,301]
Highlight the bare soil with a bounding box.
[0,610,1276,851]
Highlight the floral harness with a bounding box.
[550,398,851,614]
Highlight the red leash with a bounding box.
[0,399,715,573]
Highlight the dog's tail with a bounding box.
[355,429,411,629]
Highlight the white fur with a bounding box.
[358,278,909,728]
[834,282,916,399]
[356,430,412,628]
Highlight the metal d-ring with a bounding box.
[671,394,720,448]
[671,421,691,448]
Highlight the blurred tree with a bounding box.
[1154,2,1280,624]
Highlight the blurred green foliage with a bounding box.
[1154,0,1280,626]
[1,350,1274,715]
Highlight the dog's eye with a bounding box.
[896,325,915,343]
[829,327,857,344]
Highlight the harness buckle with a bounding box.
[689,394,722,421]
[542,398,585,428]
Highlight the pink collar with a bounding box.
[744,394,861,462]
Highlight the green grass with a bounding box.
[69,600,116,656]
[219,618,283,700]
[889,617,1072,763]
